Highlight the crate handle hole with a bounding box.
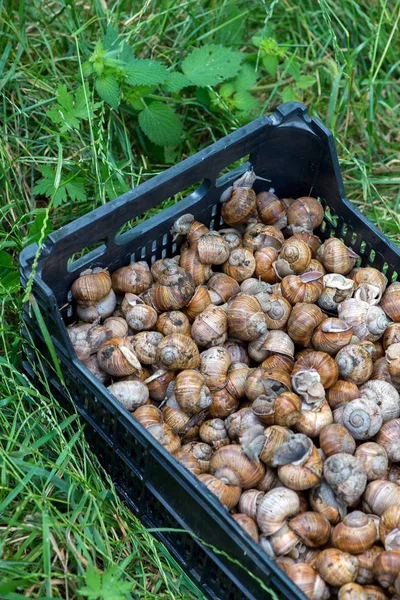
[114,179,210,246]
[67,240,108,273]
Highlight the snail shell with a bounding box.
[335,397,383,440]
[316,548,359,587]
[145,369,175,402]
[316,238,358,275]
[147,423,181,454]
[221,187,257,225]
[312,318,353,356]
[256,191,288,229]
[210,444,265,490]
[97,337,141,376]
[198,471,242,509]
[286,563,329,600]
[336,344,373,385]
[317,273,354,312]
[356,546,384,585]
[287,303,323,347]
[381,282,400,322]
[254,247,279,283]
[185,285,212,321]
[243,222,284,251]
[207,273,240,305]
[332,511,377,554]
[324,453,367,506]
[232,513,259,543]
[288,511,331,548]
[327,380,360,410]
[156,311,191,336]
[375,418,400,462]
[281,271,324,305]
[156,334,200,370]
[107,379,149,411]
[287,197,324,233]
[309,481,347,525]
[319,423,356,457]
[222,248,256,282]
[227,294,267,341]
[83,354,109,384]
[200,346,231,391]
[174,370,211,414]
[132,405,163,429]
[263,294,292,329]
[354,443,389,481]
[72,268,112,303]
[112,262,152,295]
[338,299,390,342]
[191,305,228,347]
[256,487,300,535]
[199,419,229,450]
[379,506,400,551]
[362,480,400,516]
[373,550,400,589]
[274,238,312,278]
[131,331,164,365]
[152,265,195,311]
[181,441,213,473]
[76,289,117,322]
[359,380,400,423]
[197,232,230,265]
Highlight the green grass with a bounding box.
[0,0,399,598]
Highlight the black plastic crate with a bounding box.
[20,102,400,600]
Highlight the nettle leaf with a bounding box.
[48,84,101,132]
[32,166,86,207]
[262,55,279,76]
[282,86,300,102]
[232,64,258,91]
[182,44,243,87]
[296,74,316,89]
[233,90,259,112]
[102,23,119,50]
[220,82,235,98]
[284,57,301,81]
[95,73,119,109]
[164,71,191,92]
[124,59,168,86]
[138,101,183,147]
[81,565,132,600]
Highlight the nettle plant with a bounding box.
[42,26,316,206]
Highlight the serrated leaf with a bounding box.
[164,71,191,92]
[124,59,168,86]
[182,44,243,87]
[220,82,235,98]
[120,42,134,64]
[65,178,86,202]
[262,55,279,76]
[96,73,119,109]
[232,64,258,91]
[32,166,86,207]
[296,74,316,89]
[138,102,182,146]
[233,90,259,112]
[102,23,119,50]
[48,84,99,132]
[282,85,300,102]
[284,57,301,81]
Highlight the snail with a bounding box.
[317,273,354,312]
[354,443,389,481]
[209,444,265,489]
[254,247,279,283]
[319,423,356,457]
[256,487,300,535]
[332,511,377,554]
[232,513,259,542]
[131,331,164,365]
[111,262,153,295]
[316,238,359,275]
[273,238,312,278]
[191,304,228,347]
[335,344,373,385]
[207,273,240,305]
[199,419,230,450]
[156,334,200,370]
[362,480,400,516]
[256,191,288,229]
[338,299,390,342]
[220,170,258,225]
[327,380,360,410]
[180,441,213,473]
[145,369,175,402]
[286,197,324,234]
[243,222,284,251]
[379,505,400,551]
[287,303,323,347]
[323,453,367,506]
[97,337,141,376]
[121,294,158,332]
[200,346,231,391]
[309,480,347,525]
[196,231,230,265]
[107,379,149,411]
[375,418,400,462]
[156,311,191,336]
[198,470,242,509]
[179,247,212,286]
[271,433,323,491]
[281,271,324,305]
[226,294,267,341]
[222,248,256,282]
[334,397,383,440]
[288,511,331,548]
[174,370,211,415]
[170,214,208,245]
[316,548,359,587]
[312,318,353,356]
[286,563,329,600]
[184,285,212,321]
[381,282,400,322]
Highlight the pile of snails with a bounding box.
[68,170,400,600]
